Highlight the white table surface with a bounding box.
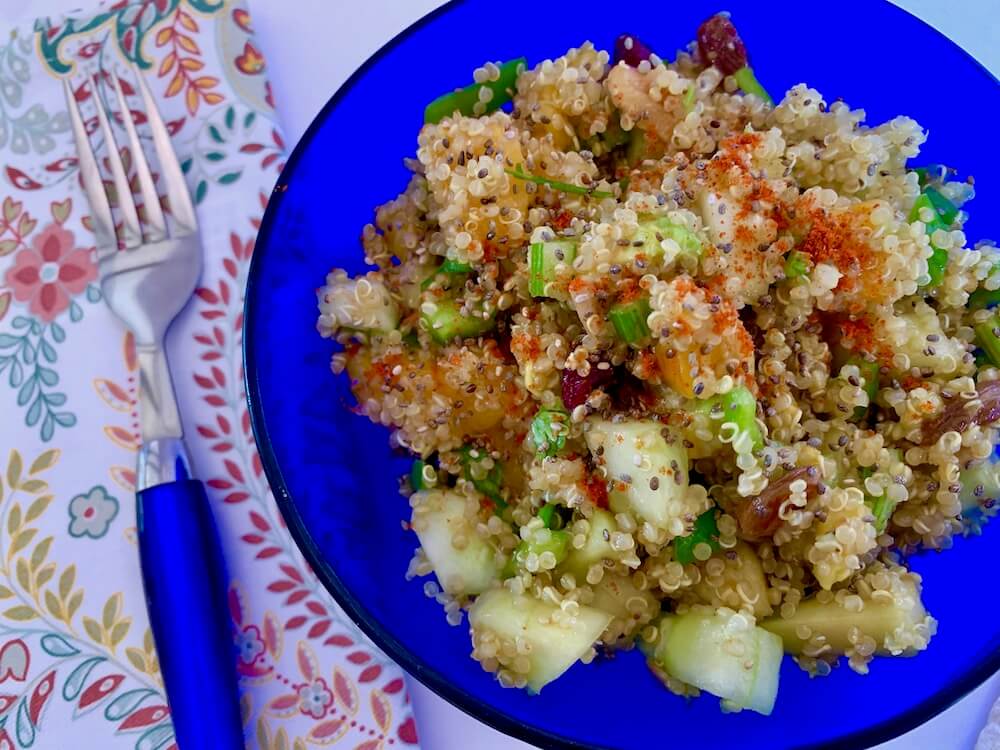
[5,0,998,748]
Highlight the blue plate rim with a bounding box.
[243,2,1000,748]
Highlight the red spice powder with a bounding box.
[583,473,609,509]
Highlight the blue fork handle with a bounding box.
[137,480,244,749]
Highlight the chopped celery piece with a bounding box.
[420,258,472,290]
[469,589,611,692]
[608,297,651,346]
[410,459,427,491]
[647,611,783,715]
[732,66,773,106]
[924,186,959,225]
[673,508,720,564]
[694,386,763,454]
[528,240,577,297]
[761,580,930,656]
[585,419,694,531]
[424,58,526,124]
[460,445,505,508]
[530,406,570,457]
[506,165,614,199]
[411,490,500,596]
[421,299,495,344]
[974,313,1000,367]
[783,251,809,278]
[633,216,704,262]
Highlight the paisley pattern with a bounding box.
[0,1,418,747]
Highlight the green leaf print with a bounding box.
[62,656,105,701]
[104,689,157,721]
[15,697,33,746]
[41,633,79,657]
[0,321,77,441]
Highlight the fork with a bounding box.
[64,71,243,749]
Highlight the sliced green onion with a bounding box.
[974,312,1000,367]
[505,528,571,576]
[732,66,773,106]
[538,502,559,529]
[401,330,420,348]
[634,216,704,259]
[842,356,879,422]
[424,58,526,124]
[421,299,495,344]
[506,165,614,199]
[970,285,1000,311]
[528,240,577,297]
[859,465,896,533]
[783,251,809,279]
[410,459,427,491]
[924,186,959,226]
[912,164,949,188]
[460,445,506,509]
[909,192,949,289]
[682,84,697,113]
[608,296,651,346]
[441,258,472,274]
[530,406,570,458]
[673,508,720,564]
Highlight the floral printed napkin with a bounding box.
[0,1,418,748]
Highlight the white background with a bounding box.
[3,0,999,748]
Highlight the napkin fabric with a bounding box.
[0,1,417,747]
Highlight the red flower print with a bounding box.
[235,42,265,75]
[4,223,96,322]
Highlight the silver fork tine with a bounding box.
[133,69,198,235]
[91,75,143,249]
[63,80,117,258]
[109,71,167,243]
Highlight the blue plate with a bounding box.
[244,2,1000,748]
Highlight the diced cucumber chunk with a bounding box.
[958,456,1000,523]
[529,240,577,298]
[561,509,619,578]
[411,490,500,596]
[585,420,693,532]
[648,611,783,715]
[590,573,659,644]
[690,541,773,618]
[421,299,495,344]
[469,589,611,691]
[760,582,930,656]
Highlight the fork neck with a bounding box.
[138,438,194,491]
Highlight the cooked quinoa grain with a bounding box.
[316,16,997,716]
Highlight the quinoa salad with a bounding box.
[316,13,1000,715]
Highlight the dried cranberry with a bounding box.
[584,472,609,509]
[613,34,656,68]
[611,373,655,413]
[696,14,748,76]
[561,362,615,409]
